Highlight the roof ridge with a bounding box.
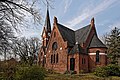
[57,23,74,32]
[75,24,91,31]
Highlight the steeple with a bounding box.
[44,7,51,34]
[41,6,51,47]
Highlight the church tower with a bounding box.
[42,8,51,47]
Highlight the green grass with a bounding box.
[45,73,120,80]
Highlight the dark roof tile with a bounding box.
[57,23,75,46]
[89,34,106,48]
[56,23,106,50]
[75,25,91,44]
[69,44,82,54]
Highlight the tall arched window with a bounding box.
[51,55,53,63]
[96,50,100,62]
[53,54,55,63]
[56,53,58,63]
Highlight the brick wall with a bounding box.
[68,53,88,74]
[45,24,68,73]
[88,48,107,71]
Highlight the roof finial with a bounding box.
[54,16,58,24]
[91,17,95,27]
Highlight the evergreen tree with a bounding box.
[105,27,120,64]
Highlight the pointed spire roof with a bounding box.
[44,8,51,33]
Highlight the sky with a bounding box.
[1,0,120,60]
[20,0,120,40]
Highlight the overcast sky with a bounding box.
[20,0,120,40]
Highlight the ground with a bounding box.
[45,73,120,80]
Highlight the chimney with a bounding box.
[54,16,58,25]
[91,17,95,27]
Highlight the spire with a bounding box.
[44,6,51,33]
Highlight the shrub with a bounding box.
[94,66,108,77]
[0,61,16,80]
[94,64,120,77]
[15,65,46,80]
[105,64,120,76]
[64,70,70,74]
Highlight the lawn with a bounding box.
[45,73,120,80]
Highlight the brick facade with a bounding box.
[38,10,107,74]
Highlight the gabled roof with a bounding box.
[75,25,91,44]
[56,24,93,47]
[57,23,75,46]
[69,44,82,54]
[89,34,106,48]
[56,23,106,52]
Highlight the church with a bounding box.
[38,9,107,74]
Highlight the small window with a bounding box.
[54,32,56,37]
[56,53,58,63]
[82,58,86,64]
[96,50,100,63]
[41,52,43,56]
[84,58,86,64]
[44,57,46,64]
[82,58,84,64]
[51,55,53,63]
[68,48,71,53]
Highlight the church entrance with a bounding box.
[70,58,75,71]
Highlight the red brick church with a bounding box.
[38,9,107,74]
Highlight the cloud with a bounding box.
[66,0,118,28]
[108,21,120,29]
[64,0,72,13]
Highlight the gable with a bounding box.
[46,24,67,53]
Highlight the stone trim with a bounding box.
[88,53,107,55]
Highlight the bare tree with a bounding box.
[12,37,41,65]
[0,0,51,60]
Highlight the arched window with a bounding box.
[96,50,100,62]
[53,54,55,63]
[56,53,58,63]
[51,55,53,64]
[52,42,58,51]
